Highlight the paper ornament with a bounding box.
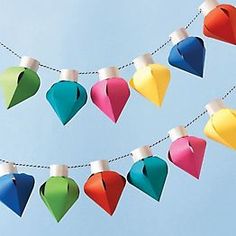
[127,146,168,201]
[168,28,206,77]
[168,126,207,179]
[129,53,171,106]
[46,69,87,125]
[199,0,236,45]
[84,160,126,215]
[0,163,34,216]
[0,56,40,108]
[204,99,236,150]
[91,67,130,123]
[40,165,79,222]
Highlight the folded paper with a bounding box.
[168,126,207,179]
[84,160,126,215]
[204,99,236,150]
[200,1,236,45]
[0,56,40,108]
[0,164,35,216]
[91,67,130,123]
[40,165,79,222]
[127,146,168,201]
[130,53,170,106]
[169,28,206,77]
[46,69,87,125]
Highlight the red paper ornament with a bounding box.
[200,0,236,45]
[84,160,126,215]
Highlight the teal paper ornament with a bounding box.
[0,56,40,108]
[127,146,168,201]
[46,69,87,125]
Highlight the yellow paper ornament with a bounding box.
[204,99,236,150]
[129,53,171,106]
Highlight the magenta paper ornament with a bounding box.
[91,67,130,123]
[168,126,207,179]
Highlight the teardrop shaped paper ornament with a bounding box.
[204,99,236,150]
[168,126,207,179]
[91,67,130,123]
[127,146,168,201]
[84,160,126,215]
[0,56,40,108]
[199,0,236,45]
[40,165,79,222]
[0,163,35,216]
[168,28,206,77]
[46,70,87,125]
[130,53,170,106]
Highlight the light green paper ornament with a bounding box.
[40,165,79,222]
[0,56,40,108]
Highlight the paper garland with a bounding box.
[0,1,235,124]
[0,0,235,222]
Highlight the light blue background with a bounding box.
[0,0,235,235]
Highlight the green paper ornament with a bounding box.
[0,56,40,108]
[40,165,79,222]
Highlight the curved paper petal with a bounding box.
[127,156,168,201]
[204,109,236,149]
[168,37,206,77]
[46,81,87,125]
[130,64,170,106]
[84,171,126,215]
[168,136,206,178]
[0,67,40,108]
[203,4,236,45]
[91,77,130,123]
[0,173,35,216]
[40,177,79,222]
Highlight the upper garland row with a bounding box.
[0,0,235,125]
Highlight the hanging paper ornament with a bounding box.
[0,56,40,108]
[84,160,126,215]
[0,163,34,216]
[46,69,87,125]
[199,0,236,45]
[204,99,236,150]
[168,126,207,179]
[40,165,79,222]
[91,67,130,123]
[129,53,170,106]
[168,28,206,77]
[127,146,168,201]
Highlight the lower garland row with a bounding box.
[0,98,235,222]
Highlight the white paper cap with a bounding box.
[199,0,219,16]
[0,163,17,177]
[19,56,40,72]
[98,67,119,81]
[131,145,153,163]
[205,99,226,116]
[168,126,188,142]
[133,53,155,70]
[50,164,68,177]
[170,28,189,45]
[60,69,78,82]
[90,160,110,174]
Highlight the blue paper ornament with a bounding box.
[0,163,35,216]
[168,28,206,77]
[46,69,87,125]
[127,146,168,201]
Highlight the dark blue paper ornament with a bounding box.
[0,163,35,216]
[46,69,87,125]
[168,28,206,77]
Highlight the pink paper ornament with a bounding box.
[168,126,207,179]
[91,67,130,123]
